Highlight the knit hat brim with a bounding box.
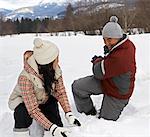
[33,38,59,65]
[102,16,123,38]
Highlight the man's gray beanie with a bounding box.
[102,16,123,38]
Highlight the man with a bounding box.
[72,16,136,121]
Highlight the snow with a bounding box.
[15,8,34,14]
[0,8,7,12]
[39,0,66,5]
[6,7,34,20]
[39,0,83,6]
[92,3,124,13]
[99,3,124,9]
[0,33,150,137]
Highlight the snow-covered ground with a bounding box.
[0,33,150,137]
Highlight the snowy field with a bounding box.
[0,33,150,137]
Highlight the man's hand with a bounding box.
[91,55,103,64]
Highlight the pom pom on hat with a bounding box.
[34,38,43,48]
[110,16,118,23]
[102,16,123,38]
[33,38,59,65]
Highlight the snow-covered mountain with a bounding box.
[3,0,76,20]
[0,8,12,16]
[2,0,137,20]
[5,2,67,20]
[39,0,68,5]
[73,2,124,14]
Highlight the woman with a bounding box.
[8,38,81,137]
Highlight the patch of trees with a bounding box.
[0,0,150,36]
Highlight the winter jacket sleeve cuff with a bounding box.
[92,61,104,79]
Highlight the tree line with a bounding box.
[0,0,150,36]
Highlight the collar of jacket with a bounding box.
[105,34,129,57]
[24,55,44,88]
[24,52,62,81]
[26,55,40,75]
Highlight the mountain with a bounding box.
[39,0,67,5]
[3,0,137,20]
[5,2,67,20]
[73,2,124,14]
[0,8,12,16]
[73,0,138,15]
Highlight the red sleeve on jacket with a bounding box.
[103,43,135,79]
[18,76,53,130]
[53,76,71,113]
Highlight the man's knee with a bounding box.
[98,111,119,121]
[98,95,128,121]
[72,80,80,94]
[72,80,88,98]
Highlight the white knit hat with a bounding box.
[33,38,59,65]
[102,16,123,38]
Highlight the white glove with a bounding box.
[65,112,81,126]
[50,124,70,137]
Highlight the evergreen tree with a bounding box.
[64,3,75,31]
[14,18,21,34]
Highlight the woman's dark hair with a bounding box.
[38,62,56,96]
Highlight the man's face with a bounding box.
[103,38,119,49]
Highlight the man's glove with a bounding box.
[104,45,110,55]
[65,112,81,126]
[91,55,103,64]
[50,124,70,137]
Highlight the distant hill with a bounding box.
[0,0,138,20]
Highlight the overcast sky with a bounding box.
[0,0,70,10]
[0,0,41,9]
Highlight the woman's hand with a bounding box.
[50,124,70,137]
[65,112,81,126]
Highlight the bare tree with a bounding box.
[64,3,75,31]
[0,13,4,35]
[136,0,150,32]
[121,0,137,32]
